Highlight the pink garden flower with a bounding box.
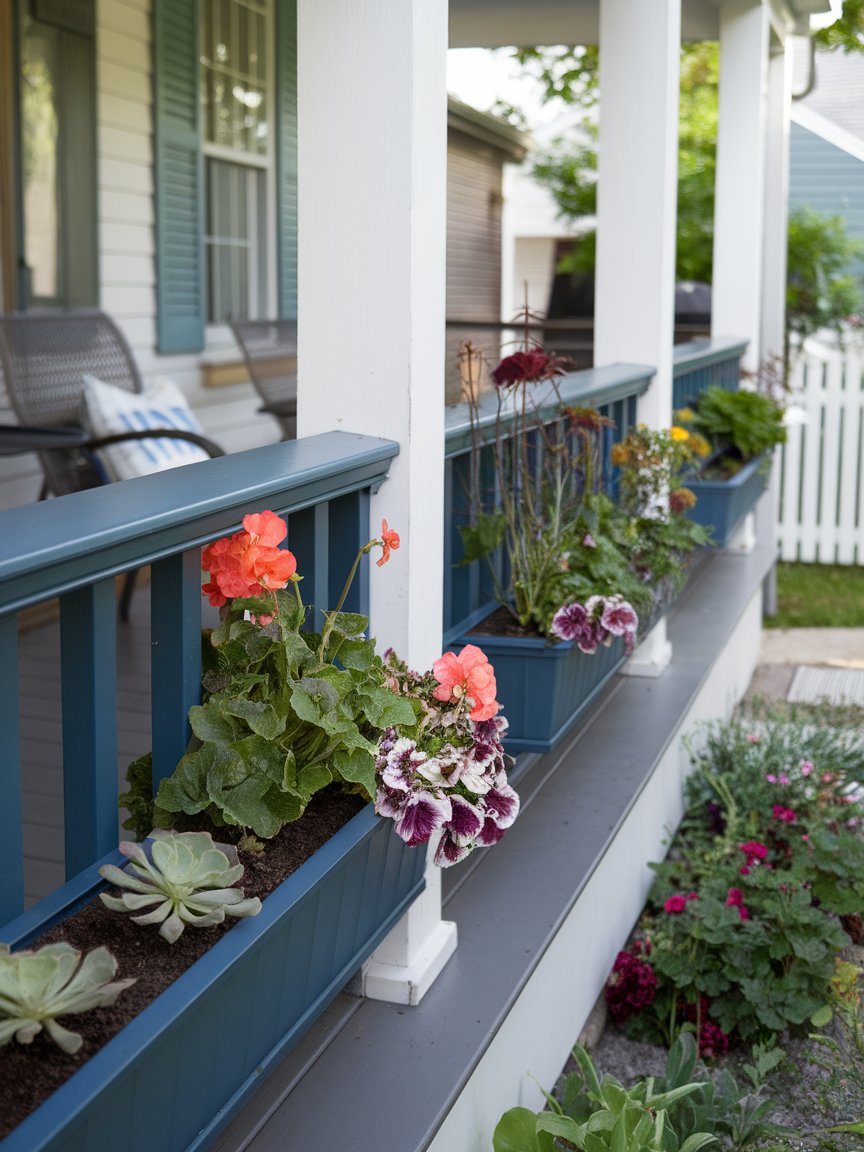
[739,841,769,867]
[772,804,797,824]
[432,644,499,722]
[664,894,689,914]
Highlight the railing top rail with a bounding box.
[672,336,748,376]
[444,361,654,458]
[0,431,399,615]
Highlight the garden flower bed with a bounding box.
[493,707,864,1150]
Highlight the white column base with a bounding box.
[361,918,458,1006]
[725,511,756,554]
[621,618,672,678]
[359,846,457,1006]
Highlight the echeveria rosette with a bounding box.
[374,651,519,867]
[551,593,638,656]
[99,831,262,943]
[0,942,135,1054]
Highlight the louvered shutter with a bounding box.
[153,0,204,353]
[276,1,298,321]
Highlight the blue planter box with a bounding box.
[686,454,770,547]
[2,806,425,1152]
[457,631,626,753]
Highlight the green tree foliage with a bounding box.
[527,43,719,284]
[785,205,863,360]
[511,45,599,107]
[813,0,864,54]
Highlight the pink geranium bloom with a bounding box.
[242,510,288,548]
[432,644,500,721]
[739,841,769,866]
[664,894,688,914]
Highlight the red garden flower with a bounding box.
[491,349,563,388]
[201,511,297,607]
[664,894,689,914]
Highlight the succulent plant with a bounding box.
[0,941,135,1054]
[99,830,262,943]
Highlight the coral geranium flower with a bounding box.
[432,644,499,721]
[201,511,297,604]
[377,519,401,567]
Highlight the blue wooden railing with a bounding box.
[0,431,398,927]
[442,363,654,645]
[672,336,747,411]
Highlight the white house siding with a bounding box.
[0,0,278,511]
[445,126,510,401]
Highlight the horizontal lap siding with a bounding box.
[789,123,864,280]
[446,131,506,401]
[0,0,281,511]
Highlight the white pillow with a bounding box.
[81,375,212,482]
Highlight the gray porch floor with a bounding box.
[20,581,153,907]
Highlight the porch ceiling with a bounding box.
[448,0,833,48]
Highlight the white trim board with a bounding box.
[791,103,864,164]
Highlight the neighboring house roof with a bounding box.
[792,102,864,164]
[798,48,864,141]
[447,95,529,161]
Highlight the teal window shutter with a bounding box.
[276,1,298,321]
[153,0,204,354]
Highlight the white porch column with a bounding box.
[759,38,792,612]
[296,0,456,1004]
[595,0,681,677]
[712,0,771,372]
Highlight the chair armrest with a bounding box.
[81,428,225,458]
[257,400,298,419]
[0,423,90,455]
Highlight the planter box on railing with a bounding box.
[455,630,626,753]
[2,805,425,1152]
[686,454,771,547]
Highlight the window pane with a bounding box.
[205,158,266,322]
[201,0,271,321]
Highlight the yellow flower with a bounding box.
[669,426,690,442]
[675,407,696,424]
[690,432,711,458]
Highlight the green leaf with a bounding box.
[333,637,377,671]
[332,747,376,799]
[536,1112,586,1143]
[155,746,215,815]
[492,1108,545,1152]
[221,699,285,741]
[829,1121,864,1134]
[324,611,369,639]
[297,762,333,798]
[188,704,238,745]
[291,678,341,723]
[679,1135,718,1152]
[208,773,280,837]
[810,1003,833,1028]
[359,685,416,728]
[458,513,507,565]
[279,630,318,674]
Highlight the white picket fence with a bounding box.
[778,333,864,563]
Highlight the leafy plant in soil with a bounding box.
[603,711,864,1054]
[0,788,364,1141]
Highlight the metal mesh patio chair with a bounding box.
[0,310,224,617]
[229,319,297,440]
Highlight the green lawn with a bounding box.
[766,561,864,628]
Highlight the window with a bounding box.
[199,0,273,323]
[154,0,295,354]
